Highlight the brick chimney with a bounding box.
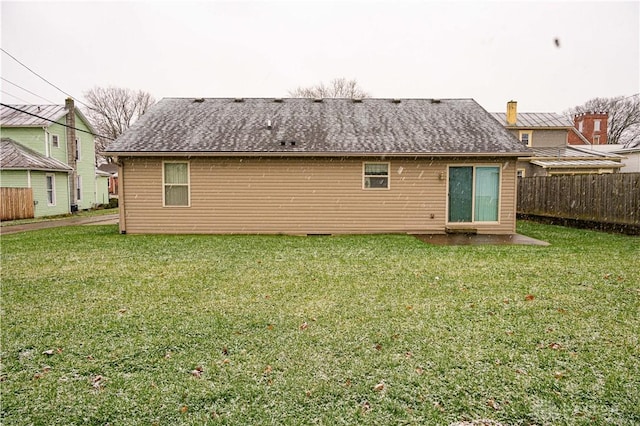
[506,101,517,125]
[568,111,608,145]
[65,97,78,211]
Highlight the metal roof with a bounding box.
[490,112,573,128]
[0,138,72,172]
[105,98,530,156]
[0,104,67,127]
[0,103,97,134]
[530,146,622,160]
[530,159,623,169]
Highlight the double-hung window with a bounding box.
[448,166,500,222]
[163,161,190,206]
[519,131,532,147]
[46,174,56,206]
[363,162,389,189]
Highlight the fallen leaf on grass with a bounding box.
[374,343,382,351]
[415,367,424,375]
[373,382,385,392]
[548,342,562,350]
[264,365,272,375]
[222,346,229,355]
[266,324,274,331]
[180,405,188,414]
[433,401,445,412]
[299,322,308,331]
[91,375,105,390]
[361,401,371,414]
[525,294,535,301]
[486,399,501,410]
[554,371,565,379]
[42,349,55,356]
[118,308,127,314]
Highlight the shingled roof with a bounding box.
[105,98,529,156]
[0,138,72,172]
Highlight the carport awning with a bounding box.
[530,159,623,169]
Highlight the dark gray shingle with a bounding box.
[105,98,528,155]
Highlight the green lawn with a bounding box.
[1,222,638,425]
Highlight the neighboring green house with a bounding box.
[1,98,107,217]
[1,137,72,217]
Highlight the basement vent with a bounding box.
[431,99,441,104]
[352,98,363,103]
[274,98,284,103]
[290,141,296,146]
[392,99,401,104]
[234,98,244,103]
[313,98,323,103]
[266,120,272,130]
[280,141,286,146]
[193,98,205,103]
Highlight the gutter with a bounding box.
[103,150,532,158]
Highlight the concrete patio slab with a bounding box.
[413,233,550,246]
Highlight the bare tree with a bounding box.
[565,94,640,147]
[83,86,155,162]
[289,78,370,99]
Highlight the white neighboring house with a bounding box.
[575,144,640,173]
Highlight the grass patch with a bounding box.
[1,221,638,424]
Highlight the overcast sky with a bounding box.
[1,1,638,114]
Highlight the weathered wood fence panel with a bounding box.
[518,173,640,225]
[0,188,35,221]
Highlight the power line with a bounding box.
[1,77,57,104]
[0,48,91,109]
[0,89,31,104]
[0,103,115,141]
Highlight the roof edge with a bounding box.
[104,151,531,158]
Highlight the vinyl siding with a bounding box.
[95,175,110,205]
[0,170,30,187]
[0,127,48,155]
[73,117,97,210]
[120,156,517,235]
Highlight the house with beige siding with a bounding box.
[104,98,530,235]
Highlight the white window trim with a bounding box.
[76,175,82,201]
[517,168,526,178]
[519,130,533,147]
[446,164,502,225]
[594,120,601,132]
[362,161,390,190]
[46,174,56,206]
[44,131,51,157]
[163,161,191,207]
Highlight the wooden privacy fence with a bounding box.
[518,173,640,226]
[1,187,35,221]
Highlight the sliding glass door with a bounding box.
[448,166,500,223]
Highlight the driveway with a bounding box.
[0,214,119,235]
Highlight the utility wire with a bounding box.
[0,48,91,109]
[1,77,57,104]
[1,103,115,141]
[1,89,31,104]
